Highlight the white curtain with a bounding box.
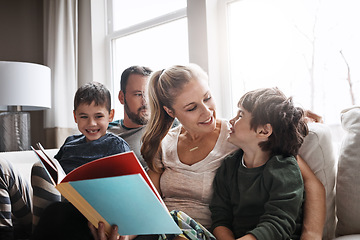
[43,0,79,147]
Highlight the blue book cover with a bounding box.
[31,147,182,236]
[62,174,182,235]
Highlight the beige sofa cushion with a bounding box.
[299,122,337,240]
[336,106,360,236]
[0,149,59,184]
[334,235,360,240]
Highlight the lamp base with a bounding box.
[0,111,31,152]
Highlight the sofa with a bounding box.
[297,106,360,240]
[1,106,360,239]
[299,106,360,240]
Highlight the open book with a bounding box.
[31,143,182,236]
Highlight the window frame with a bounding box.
[106,1,188,119]
[105,0,236,119]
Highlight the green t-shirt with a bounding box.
[210,149,304,240]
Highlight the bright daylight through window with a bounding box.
[108,0,188,120]
[227,0,360,126]
[108,0,360,127]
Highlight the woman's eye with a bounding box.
[204,96,211,102]
[187,106,197,112]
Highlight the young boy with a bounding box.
[55,81,130,174]
[31,82,131,239]
[210,87,308,240]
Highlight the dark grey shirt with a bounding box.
[108,119,147,169]
[55,132,130,174]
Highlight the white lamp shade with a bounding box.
[0,61,51,111]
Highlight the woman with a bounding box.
[90,64,325,240]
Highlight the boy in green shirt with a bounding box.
[210,87,308,240]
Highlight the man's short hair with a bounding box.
[120,66,152,93]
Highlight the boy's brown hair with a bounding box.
[74,82,111,112]
[239,87,308,157]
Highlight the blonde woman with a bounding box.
[90,64,325,240]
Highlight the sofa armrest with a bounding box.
[299,122,337,240]
[0,149,59,184]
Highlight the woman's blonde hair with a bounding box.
[141,64,208,172]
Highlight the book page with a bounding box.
[58,174,182,235]
[36,142,66,183]
[31,143,66,185]
[61,151,164,205]
[31,146,58,185]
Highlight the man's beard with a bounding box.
[124,100,149,126]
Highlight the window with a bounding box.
[111,0,186,31]
[226,0,360,125]
[107,0,188,120]
[106,0,359,130]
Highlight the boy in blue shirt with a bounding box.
[0,82,131,240]
[31,82,130,240]
[55,81,130,174]
[210,87,308,240]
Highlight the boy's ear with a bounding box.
[73,110,78,123]
[109,109,115,122]
[257,123,272,139]
[163,106,174,118]
[119,90,125,105]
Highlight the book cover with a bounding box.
[31,144,182,236]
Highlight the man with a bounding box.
[108,66,152,168]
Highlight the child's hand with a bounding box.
[304,110,323,123]
[88,221,120,240]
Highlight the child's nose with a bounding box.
[89,118,96,125]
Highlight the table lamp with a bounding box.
[0,61,51,152]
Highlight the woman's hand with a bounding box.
[88,222,120,240]
[296,156,325,240]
